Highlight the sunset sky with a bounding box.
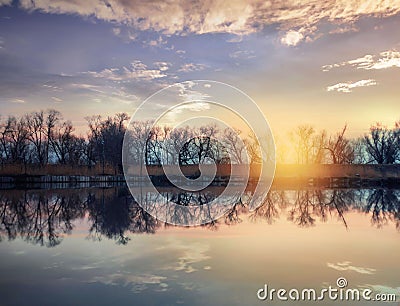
[0,0,400,139]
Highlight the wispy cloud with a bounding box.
[173,242,210,273]
[145,36,167,48]
[327,79,377,93]
[176,81,211,103]
[327,261,377,274]
[158,239,211,274]
[70,83,139,105]
[71,83,101,90]
[109,26,138,42]
[11,98,25,103]
[0,0,12,6]
[89,273,168,293]
[360,284,400,298]
[178,63,207,73]
[322,50,400,71]
[11,0,400,44]
[86,60,170,81]
[42,83,63,92]
[51,96,62,103]
[229,50,255,59]
[112,27,121,36]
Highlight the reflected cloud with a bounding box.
[159,239,211,274]
[361,284,400,297]
[327,261,377,274]
[89,273,167,293]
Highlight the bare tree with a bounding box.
[352,137,368,164]
[26,111,47,165]
[86,113,130,173]
[50,120,86,165]
[290,125,327,164]
[363,123,399,164]
[325,125,354,164]
[223,128,246,164]
[0,116,30,164]
[312,129,327,164]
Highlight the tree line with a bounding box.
[0,109,129,173]
[1,109,400,175]
[284,122,400,164]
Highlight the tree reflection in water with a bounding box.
[0,187,399,247]
[364,189,400,230]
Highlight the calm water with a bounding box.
[0,187,399,306]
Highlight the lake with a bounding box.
[0,186,399,306]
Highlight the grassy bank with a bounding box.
[1,163,400,178]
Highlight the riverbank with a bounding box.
[0,164,399,189]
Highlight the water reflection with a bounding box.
[0,187,399,247]
[365,189,400,230]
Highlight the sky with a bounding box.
[0,0,400,138]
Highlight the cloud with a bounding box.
[11,98,26,103]
[322,50,400,71]
[327,261,377,274]
[42,83,63,91]
[178,63,207,73]
[329,25,359,35]
[70,82,139,105]
[86,60,169,81]
[0,0,12,6]
[172,102,210,113]
[145,36,168,48]
[327,79,377,93]
[51,96,62,103]
[229,50,255,59]
[280,30,304,46]
[226,35,243,43]
[175,81,211,102]
[110,27,138,42]
[165,102,211,123]
[154,61,171,72]
[14,0,400,43]
[71,83,101,90]
[112,27,121,36]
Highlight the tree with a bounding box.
[325,125,354,164]
[50,120,86,165]
[26,111,47,165]
[223,128,246,164]
[290,125,327,164]
[86,113,130,173]
[363,123,399,164]
[352,137,368,164]
[0,116,30,164]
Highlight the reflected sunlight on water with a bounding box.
[0,187,399,306]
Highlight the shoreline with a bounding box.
[0,164,399,189]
